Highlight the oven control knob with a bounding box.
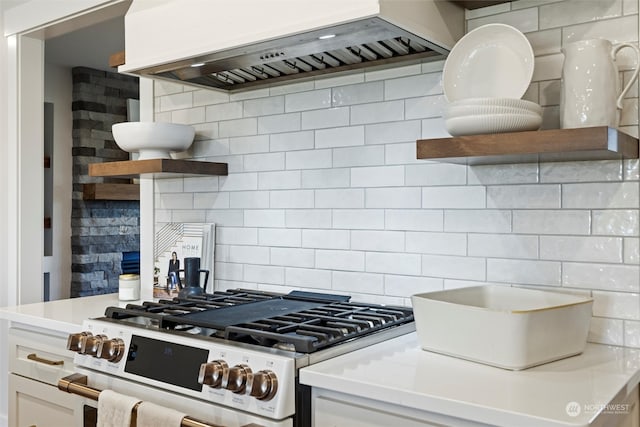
[67,332,92,353]
[80,334,107,357]
[249,370,278,401]
[198,360,228,388]
[224,364,252,394]
[97,338,125,363]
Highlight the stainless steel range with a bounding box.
[59,289,414,427]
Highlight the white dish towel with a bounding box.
[136,401,186,427]
[97,389,140,427]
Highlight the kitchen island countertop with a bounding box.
[0,293,125,332]
[300,332,640,427]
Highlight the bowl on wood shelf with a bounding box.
[112,122,195,160]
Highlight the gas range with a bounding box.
[65,289,414,427]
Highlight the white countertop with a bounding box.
[0,294,126,333]
[300,333,640,427]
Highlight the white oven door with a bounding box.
[66,367,292,427]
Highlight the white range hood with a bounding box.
[120,0,464,92]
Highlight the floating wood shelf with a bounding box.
[44,157,51,168]
[416,127,639,165]
[88,159,228,178]
[450,0,512,9]
[83,183,140,200]
[44,217,51,229]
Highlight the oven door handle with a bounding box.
[58,373,264,427]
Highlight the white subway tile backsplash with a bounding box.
[285,267,332,289]
[244,152,285,172]
[365,120,421,145]
[285,89,331,112]
[405,95,446,120]
[257,113,301,134]
[366,252,421,275]
[366,188,421,208]
[540,236,623,263]
[468,164,539,185]
[384,274,443,296]
[406,231,466,256]
[513,209,590,235]
[230,191,269,209]
[244,264,284,285]
[219,118,257,137]
[243,97,285,117]
[271,247,315,268]
[302,229,350,250]
[270,189,314,208]
[422,255,486,281]
[315,126,364,148]
[270,131,314,152]
[563,262,640,292]
[541,160,622,182]
[351,230,405,252]
[468,234,539,259]
[592,210,639,236]
[316,189,364,208]
[563,182,639,208]
[286,209,332,229]
[216,227,258,245]
[592,290,640,320]
[423,186,486,209]
[589,317,624,346]
[155,0,640,348]
[540,0,622,30]
[229,135,270,155]
[406,163,467,186]
[244,209,286,227]
[258,170,301,190]
[351,100,404,125]
[332,271,384,294]
[487,184,561,209]
[259,228,301,247]
[386,209,443,232]
[487,258,561,286]
[332,82,383,106]
[625,238,639,263]
[301,107,349,130]
[302,168,350,189]
[332,209,385,230]
[351,166,404,188]
[286,149,332,170]
[445,210,512,233]
[333,145,385,168]
[206,102,242,121]
[467,7,538,33]
[384,73,442,100]
[316,250,365,272]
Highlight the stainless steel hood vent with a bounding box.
[120,1,464,92]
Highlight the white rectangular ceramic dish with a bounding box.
[411,285,593,370]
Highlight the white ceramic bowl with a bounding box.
[445,112,542,136]
[112,122,195,160]
[448,97,542,115]
[444,104,540,119]
[443,23,534,102]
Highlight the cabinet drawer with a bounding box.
[9,327,75,386]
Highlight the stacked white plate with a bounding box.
[442,24,541,137]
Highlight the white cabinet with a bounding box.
[8,325,85,427]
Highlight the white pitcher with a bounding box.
[560,38,639,129]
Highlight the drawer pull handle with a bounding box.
[27,353,64,366]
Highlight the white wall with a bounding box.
[153,0,640,348]
[44,62,72,301]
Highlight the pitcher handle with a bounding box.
[199,269,210,290]
[612,42,640,109]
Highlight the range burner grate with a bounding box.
[103,289,414,353]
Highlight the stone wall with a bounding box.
[71,67,140,297]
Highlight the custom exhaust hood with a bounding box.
[119,0,464,92]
